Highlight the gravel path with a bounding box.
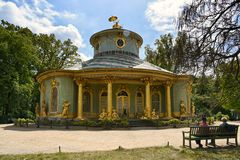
[0,122,239,154]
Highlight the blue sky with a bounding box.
[0,0,190,60]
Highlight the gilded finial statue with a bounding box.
[108,16,122,29]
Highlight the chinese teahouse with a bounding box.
[37,16,193,120]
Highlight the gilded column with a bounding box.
[186,81,192,115]
[40,83,46,117]
[76,79,83,119]
[142,78,151,118]
[165,81,172,118]
[106,76,113,116]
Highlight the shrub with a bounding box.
[215,112,223,120]
[14,118,34,127]
[181,120,191,125]
[85,120,98,127]
[215,112,230,121]
[98,119,113,129]
[119,119,129,127]
[169,118,180,127]
[169,118,181,125]
[207,117,215,125]
[154,120,169,127]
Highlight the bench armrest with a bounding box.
[182,131,190,137]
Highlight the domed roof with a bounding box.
[68,17,173,74]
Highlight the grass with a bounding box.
[0,146,240,160]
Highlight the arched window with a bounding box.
[83,91,91,112]
[117,90,129,115]
[118,91,128,96]
[152,92,161,112]
[51,87,58,112]
[136,92,144,113]
[100,91,107,112]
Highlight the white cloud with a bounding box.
[0,0,85,48]
[79,52,91,62]
[145,0,191,33]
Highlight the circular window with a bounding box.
[116,38,126,48]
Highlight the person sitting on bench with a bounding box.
[196,117,208,148]
[220,117,229,127]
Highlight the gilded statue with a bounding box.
[61,100,70,118]
[180,100,186,115]
[35,103,40,117]
[99,108,107,120]
[140,108,149,119]
[191,102,196,116]
[151,109,159,119]
[112,109,120,120]
[41,100,47,117]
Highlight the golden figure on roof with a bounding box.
[108,16,122,29]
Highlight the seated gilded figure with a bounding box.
[151,109,159,119]
[180,100,186,116]
[61,100,70,118]
[99,108,107,120]
[112,109,120,120]
[140,108,149,119]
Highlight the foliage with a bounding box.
[206,117,215,125]
[1,146,240,160]
[168,119,181,127]
[98,119,129,128]
[14,118,35,127]
[0,20,79,120]
[145,32,192,73]
[154,120,169,127]
[178,0,240,79]
[215,112,230,121]
[192,75,224,117]
[177,0,240,112]
[0,21,37,119]
[33,34,79,73]
[218,62,240,111]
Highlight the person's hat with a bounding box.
[221,117,227,122]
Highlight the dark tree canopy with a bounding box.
[178,0,240,78]
[0,20,80,120]
[145,32,192,73]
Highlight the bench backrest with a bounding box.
[217,125,239,136]
[190,125,239,137]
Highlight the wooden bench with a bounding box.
[182,125,239,148]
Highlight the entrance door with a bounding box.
[117,91,129,116]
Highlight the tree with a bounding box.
[33,34,79,73]
[192,75,222,116]
[145,32,192,73]
[0,20,80,120]
[218,61,240,111]
[178,0,240,79]
[0,24,37,118]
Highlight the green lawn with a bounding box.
[0,146,240,160]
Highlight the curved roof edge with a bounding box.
[90,28,143,47]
